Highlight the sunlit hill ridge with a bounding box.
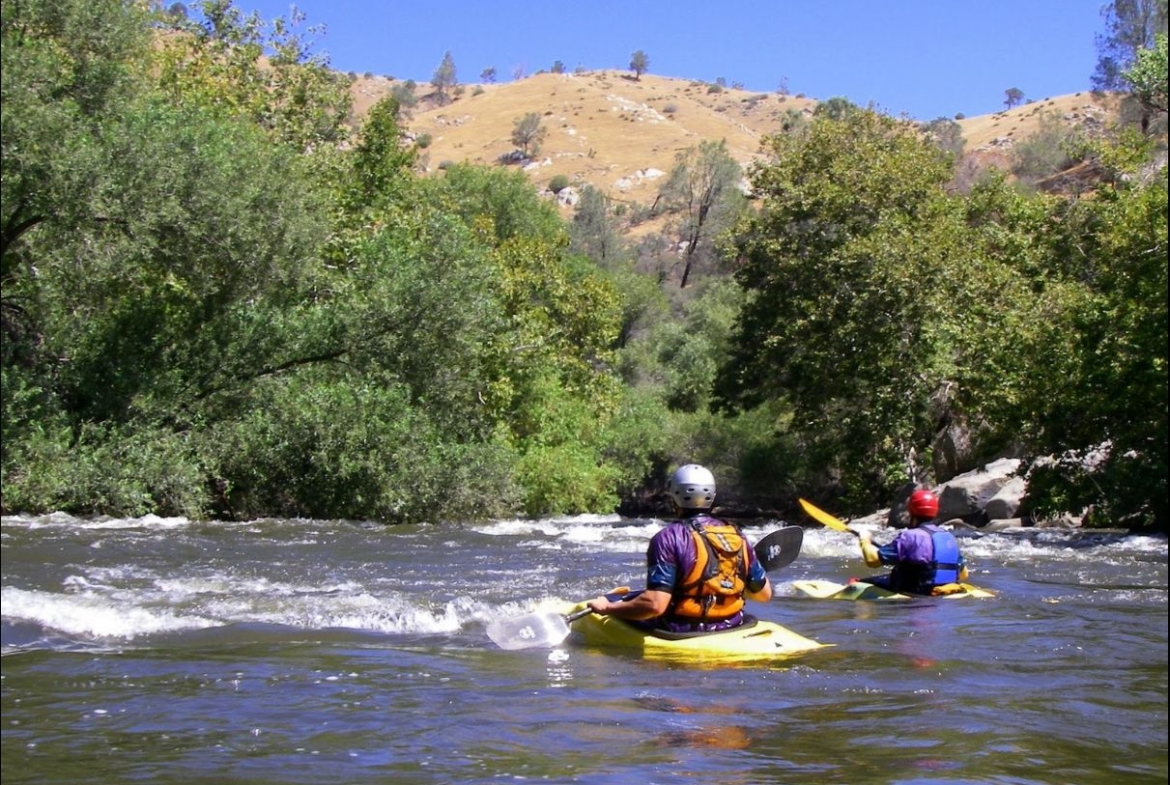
[346,69,1118,207]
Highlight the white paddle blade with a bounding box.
[486,611,572,650]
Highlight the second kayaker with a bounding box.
[586,463,772,632]
[857,488,970,595]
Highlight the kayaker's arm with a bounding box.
[858,532,883,568]
[588,589,671,620]
[745,576,773,602]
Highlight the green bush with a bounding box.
[1010,111,1084,182]
[2,420,209,519]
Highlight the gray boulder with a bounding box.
[935,458,1021,523]
[983,475,1027,520]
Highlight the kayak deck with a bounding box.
[792,579,995,601]
[563,601,829,662]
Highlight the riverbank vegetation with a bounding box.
[2,0,1166,530]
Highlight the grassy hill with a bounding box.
[347,70,1119,209]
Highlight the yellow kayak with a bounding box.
[792,579,995,601]
[562,600,829,662]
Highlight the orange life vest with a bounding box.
[670,520,750,622]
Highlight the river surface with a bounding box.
[2,512,1166,785]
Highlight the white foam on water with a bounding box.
[1,586,217,638]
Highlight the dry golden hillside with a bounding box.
[959,91,1118,150]
[352,71,818,204]
[348,70,1120,209]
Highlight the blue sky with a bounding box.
[231,1,1108,121]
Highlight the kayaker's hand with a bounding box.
[859,534,882,567]
[587,597,610,615]
[858,532,874,555]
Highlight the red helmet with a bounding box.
[907,489,939,519]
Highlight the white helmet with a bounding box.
[668,464,716,509]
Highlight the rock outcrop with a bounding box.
[862,457,1081,532]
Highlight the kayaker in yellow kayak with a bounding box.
[858,488,970,595]
[587,464,773,632]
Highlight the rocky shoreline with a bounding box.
[620,458,1095,532]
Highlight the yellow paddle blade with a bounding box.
[797,498,855,535]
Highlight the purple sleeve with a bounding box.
[645,523,695,592]
[885,528,934,565]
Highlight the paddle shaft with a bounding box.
[798,498,860,538]
[564,607,592,624]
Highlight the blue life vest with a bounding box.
[886,525,962,593]
[928,526,961,585]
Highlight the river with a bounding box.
[2,512,1166,785]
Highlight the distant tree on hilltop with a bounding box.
[431,50,457,104]
[629,50,649,80]
[511,112,546,157]
[1004,87,1025,108]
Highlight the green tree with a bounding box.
[921,117,966,158]
[1004,87,1025,108]
[416,165,628,514]
[510,112,547,157]
[204,208,521,522]
[1123,31,1169,132]
[629,50,649,80]
[1,0,149,265]
[647,278,744,412]
[390,79,418,111]
[152,0,352,150]
[1092,0,1168,91]
[1009,136,1168,529]
[480,66,497,83]
[548,174,570,194]
[431,50,457,104]
[570,185,624,268]
[813,96,861,120]
[715,108,972,502]
[1009,110,1085,184]
[779,108,810,135]
[346,96,417,205]
[3,0,647,523]
[657,139,745,288]
[1,0,342,516]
